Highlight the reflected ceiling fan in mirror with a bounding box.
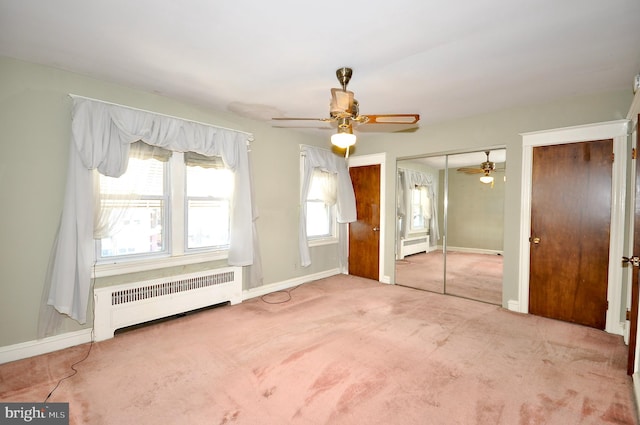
[272,67,420,156]
[457,151,504,185]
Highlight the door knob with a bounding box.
[622,256,640,267]
[531,237,540,244]
[373,227,380,232]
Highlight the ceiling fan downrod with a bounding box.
[336,67,352,91]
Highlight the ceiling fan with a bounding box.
[457,151,503,184]
[272,67,420,153]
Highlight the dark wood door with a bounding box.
[627,116,640,375]
[349,164,380,280]
[529,139,613,329]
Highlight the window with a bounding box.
[96,142,233,262]
[410,185,430,232]
[306,168,337,240]
[97,143,168,259]
[185,152,233,250]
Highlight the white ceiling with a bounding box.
[1,1,639,137]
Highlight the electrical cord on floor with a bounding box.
[260,285,301,304]
[43,338,93,403]
[43,263,98,403]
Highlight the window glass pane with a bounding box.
[411,188,425,229]
[187,200,230,249]
[308,175,324,200]
[99,157,166,258]
[100,158,164,196]
[186,165,232,249]
[100,200,164,257]
[307,201,331,237]
[186,166,233,198]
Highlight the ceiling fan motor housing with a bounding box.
[481,161,496,172]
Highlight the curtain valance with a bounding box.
[400,168,434,188]
[46,96,256,325]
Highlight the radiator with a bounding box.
[93,267,242,341]
[400,236,429,258]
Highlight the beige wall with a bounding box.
[445,163,505,251]
[0,57,333,346]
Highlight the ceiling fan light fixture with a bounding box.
[480,175,494,184]
[331,126,356,149]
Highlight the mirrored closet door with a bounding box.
[395,149,506,305]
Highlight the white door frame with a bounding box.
[516,120,629,335]
[348,153,388,283]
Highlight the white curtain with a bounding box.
[299,145,357,268]
[45,96,257,325]
[397,168,439,247]
[309,168,338,206]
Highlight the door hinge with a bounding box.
[612,152,615,162]
[627,309,631,321]
[633,148,637,160]
[623,256,640,267]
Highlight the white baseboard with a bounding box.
[507,299,520,313]
[0,329,93,365]
[243,268,341,300]
[0,269,343,365]
[446,246,504,255]
[624,320,630,346]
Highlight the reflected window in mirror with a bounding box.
[410,185,430,232]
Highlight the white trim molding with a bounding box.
[518,120,630,335]
[0,329,93,365]
[242,268,341,300]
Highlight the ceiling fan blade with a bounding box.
[363,114,420,125]
[457,167,485,174]
[272,125,333,130]
[272,117,334,122]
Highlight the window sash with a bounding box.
[185,157,232,251]
[96,152,169,260]
[306,200,335,238]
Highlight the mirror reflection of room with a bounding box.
[395,149,505,305]
[396,160,443,293]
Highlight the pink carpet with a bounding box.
[0,274,635,424]
[396,251,503,305]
